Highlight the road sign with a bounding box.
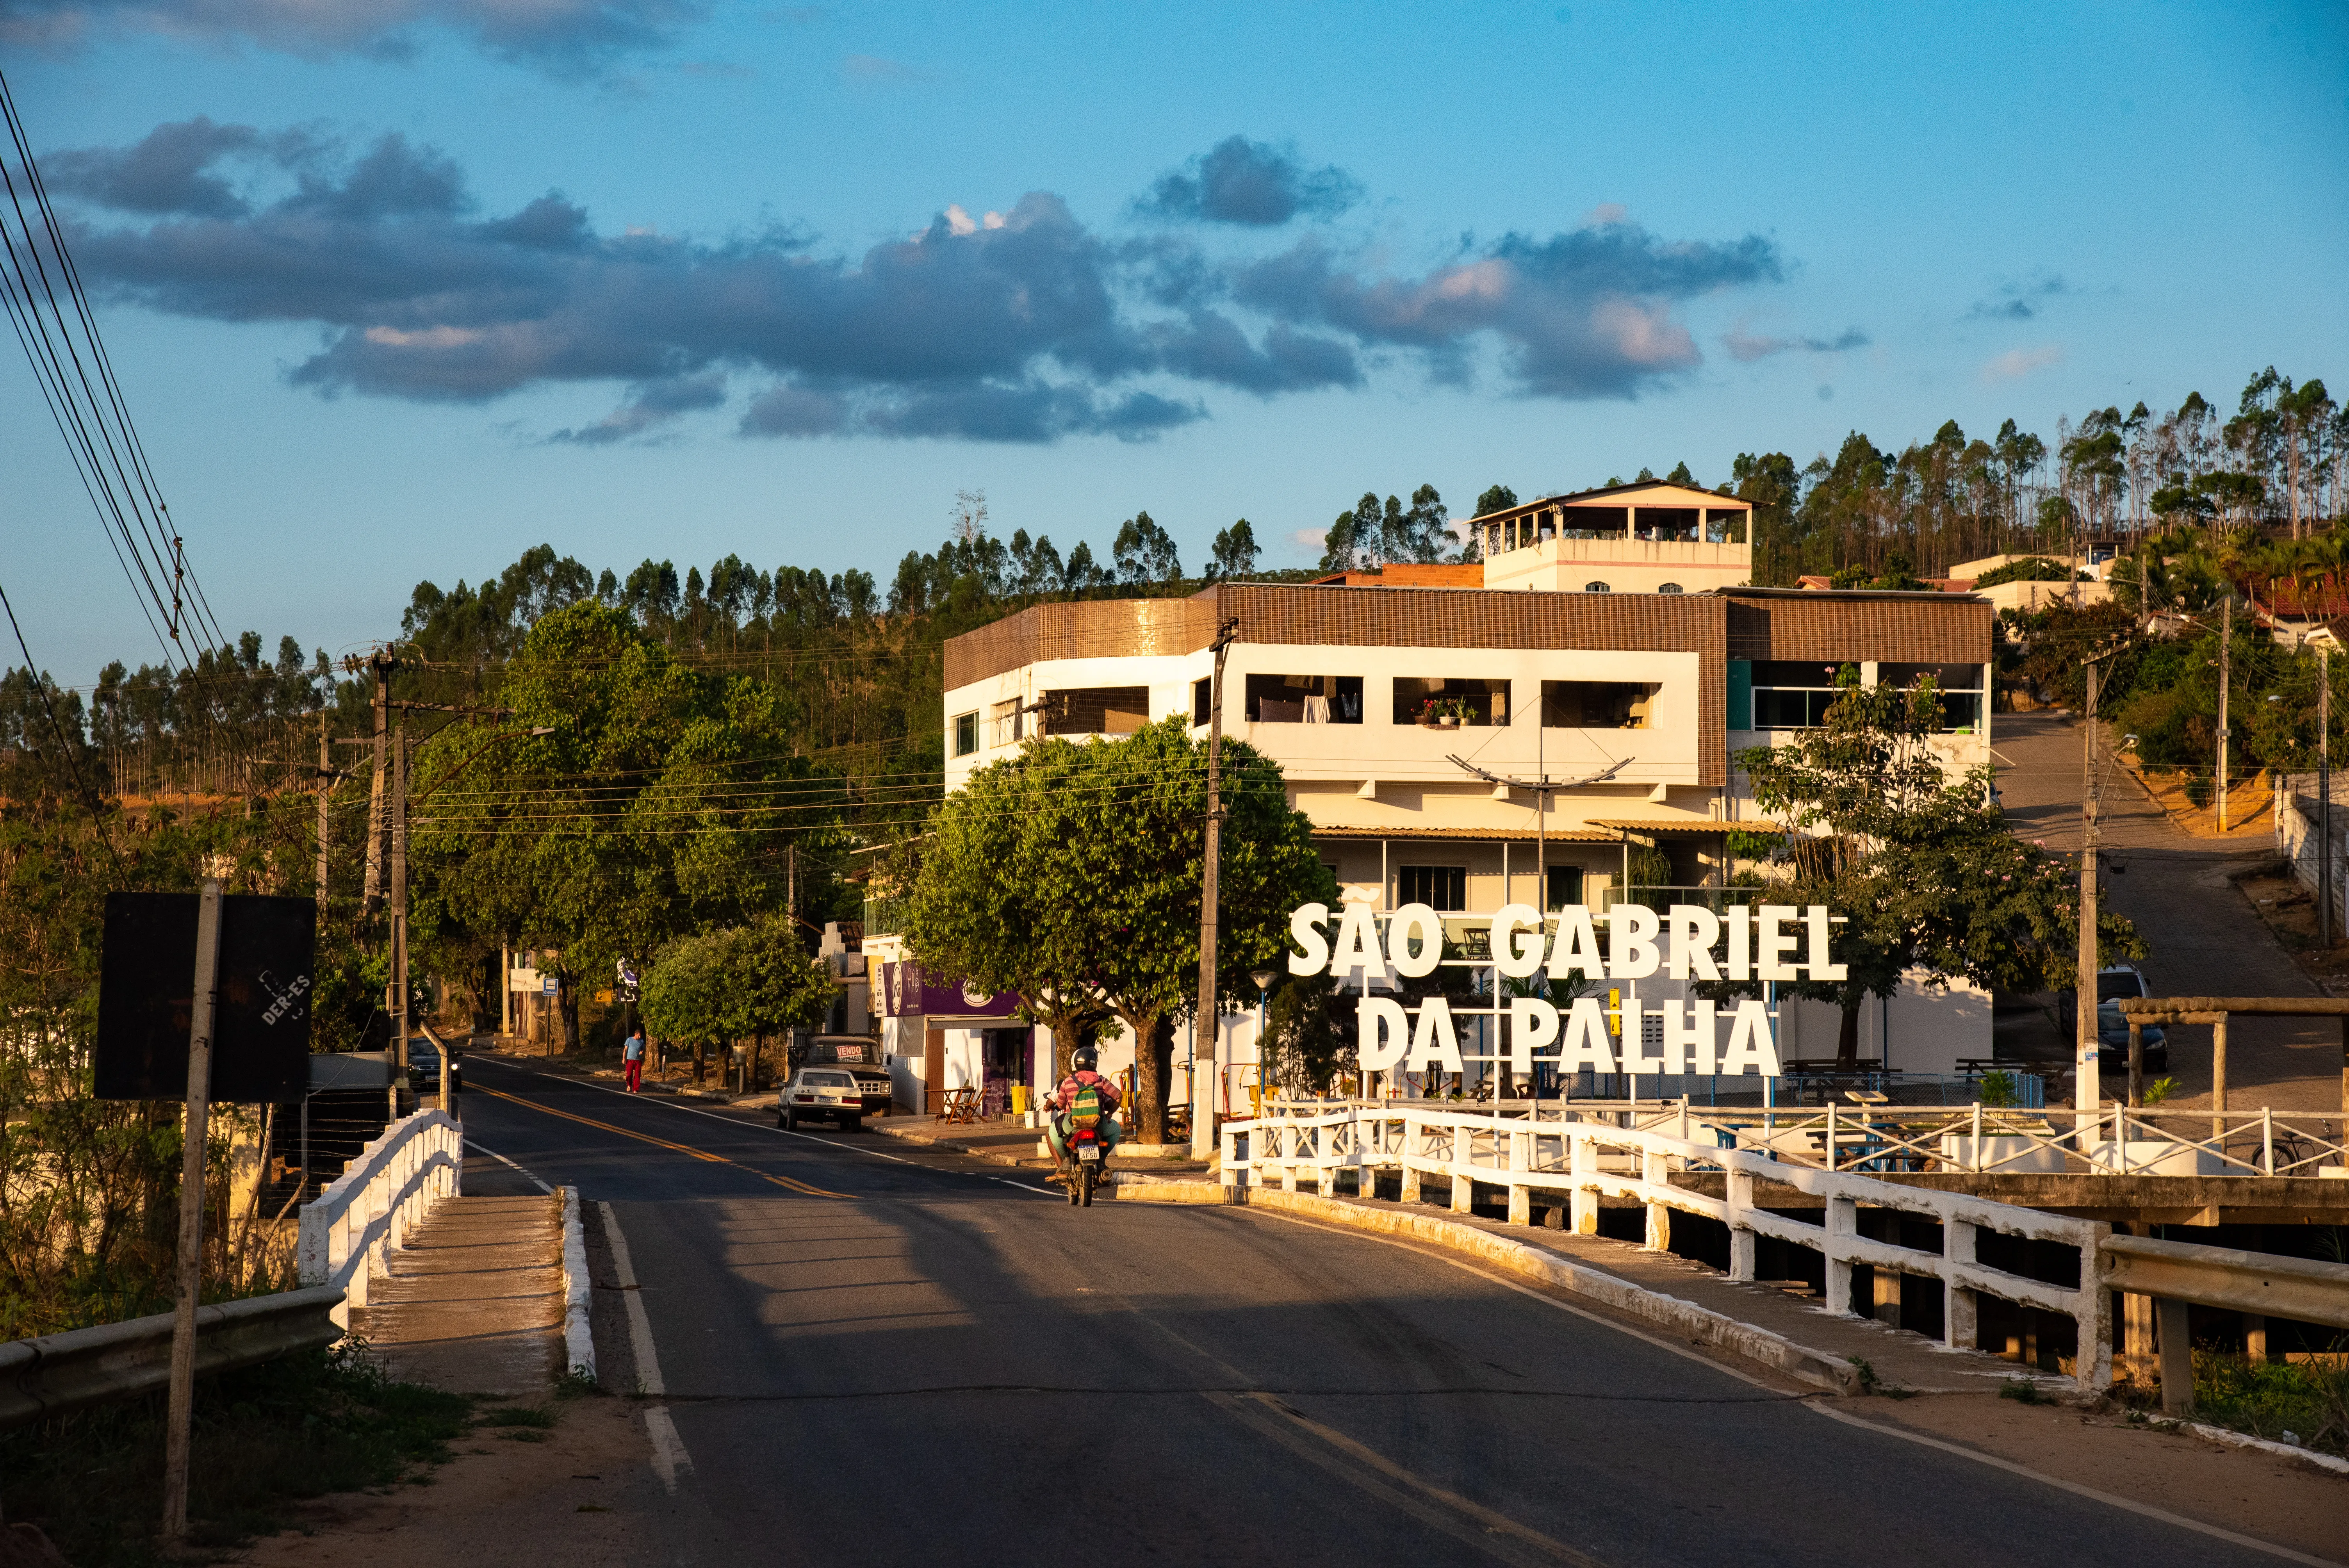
[542,976,559,996]
[96,893,315,1102]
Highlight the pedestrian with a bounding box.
[623,1028,646,1093]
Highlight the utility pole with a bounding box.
[2076,660,2103,1127]
[391,722,409,1075]
[1191,616,1239,1162]
[2323,647,2334,949]
[2218,593,2232,833]
[160,857,227,1544]
[362,650,395,910]
[315,711,332,907]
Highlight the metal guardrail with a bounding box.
[0,1286,345,1429]
[2099,1235,2349,1331]
[296,1108,462,1325]
[1226,1100,2116,1390]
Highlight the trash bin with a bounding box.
[1011,1085,1029,1115]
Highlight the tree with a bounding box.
[904,719,1328,1142]
[640,918,833,1080]
[1738,674,2139,1068]
[1207,519,1260,580]
[1112,512,1182,584]
[1472,484,1518,517]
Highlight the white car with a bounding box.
[779,1067,868,1132]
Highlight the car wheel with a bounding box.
[782,1110,797,1131]
[844,1115,863,1133]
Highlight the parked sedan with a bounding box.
[779,1067,868,1131]
[2096,1000,2168,1072]
[405,1037,463,1095]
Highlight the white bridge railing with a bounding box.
[296,1109,462,1326]
[1224,1100,2114,1390]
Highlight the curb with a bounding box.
[558,1185,593,1383]
[1178,1183,1862,1395]
[2185,1420,2349,1477]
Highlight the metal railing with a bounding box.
[296,1108,461,1325]
[0,1286,345,1429]
[1225,1099,2115,1390]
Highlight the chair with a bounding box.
[939,1086,981,1125]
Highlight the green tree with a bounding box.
[1207,519,1260,580]
[1472,484,1518,517]
[1738,674,2138,1068]
[640,918,832,1079]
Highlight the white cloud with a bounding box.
[1981,344,2064,382]
[1291,527,1326,551]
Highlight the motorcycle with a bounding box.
[1062,1116,1106,1207]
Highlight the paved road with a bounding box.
[457,1054,2292,1568]
[1993,712,2343,1108]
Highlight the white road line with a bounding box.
[463,1139,552,1194]
[991,1177,1059,1197]
[599,1199,693,1495]
[1248,1208,2336,1568]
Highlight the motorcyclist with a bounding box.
[1045,1046,1124,1175]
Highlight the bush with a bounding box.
[2193,1350,2349,1458]
[2182,772,2214,808]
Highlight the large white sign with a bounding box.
[1285,901,1847,1078]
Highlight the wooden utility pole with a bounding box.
[2076,661,2103,1125]
[2218,594,2232,832]
[362,651,395,910]
[391,722,409,1074]
[315,712,332,907]
[1191,616,1239,1162]
[160,859,227,1543]
[2323,648,2334,949]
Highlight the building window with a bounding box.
[1544,864,1584,912]
[1193,676,1212,726]
[1584,581,1611,593]
[1879,662,1987,732]
[1542,680,1657,729]
[952,711,979,756]
[1392,676,1511,726]
[1041,686,1150,736]
[1398,865,1466,911]
[1245,673,1363,723]
[1750,661,1855,729]
[987,698,1025,748]
[1657,583,1683,594]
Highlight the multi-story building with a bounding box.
[881,490,1996,1121]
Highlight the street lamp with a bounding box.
[1250,968,1277,1110]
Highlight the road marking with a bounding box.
[600,1200,693,1495]
[1246,1207,2340,1567]
[470,1056,928,1164]
[463,1139,552,1194]
[1210,1390,1602,1568]
[991,1177,1059,1197]
[471,1084,852,1198]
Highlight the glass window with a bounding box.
[1392,677,1511,726]
[1542,680,1657,729]
[1878,662,1985,731]
[1245,673,1364,723]
[1657,583,1683,594]
[1398,865,1467,911]
[1748,662,1855,729]
[1544,864,1584,912]
[1193,676,1212,726]
[1040,686,1150,736]
[952,711,978,756]
[987,698,1024,748]
[1584,581,1611,593]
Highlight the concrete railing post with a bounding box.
[1451,1122,1476,1215]
[1944,1218,1978,1351]
[1824,1194,1856,1315]
[1506,1128,1531,1228]
[1570,1130,1598,1235]
[1641,1148,1670,1252]
[2075,1222,2114,1393]
[2156,1297,2193,1414]
[1727,1164,1756,1281]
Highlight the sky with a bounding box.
[3,0,2346,684]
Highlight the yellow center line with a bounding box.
[472,1085,852,1199]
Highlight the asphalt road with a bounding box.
[456,1054,2289,1568]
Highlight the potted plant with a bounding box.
[1419,697,1468,729]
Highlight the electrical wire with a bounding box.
[0,573,123,868]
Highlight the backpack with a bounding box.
[1069,1078,1104,1133]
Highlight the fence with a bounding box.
[0,1286,345,1429]
[295,1109,461,1325]
[1225,1098,2115,1390]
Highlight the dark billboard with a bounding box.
[95,893,317,1103]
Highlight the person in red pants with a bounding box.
[623,1028,646,1092]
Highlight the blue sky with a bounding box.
[4,0,2346,681]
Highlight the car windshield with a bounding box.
[805,1072,855,1088]
[2097,973,2146,1002]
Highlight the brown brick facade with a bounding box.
[1723,588,1991,665]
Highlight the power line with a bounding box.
[0,573,123,869]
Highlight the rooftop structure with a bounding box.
[1467,480,1754,597]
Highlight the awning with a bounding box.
[1305,825,1619,842]
[1584,819,1783,836]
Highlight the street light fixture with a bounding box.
[1249,967,1276,1043]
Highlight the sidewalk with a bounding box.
[869,1112,1215,1181]
[347,1193,565,1396]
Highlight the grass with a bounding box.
[2191,1351,2349,1458]
[0,1341,473,1566]
[1845,1356,1915,1400]
[1999,1376,2050,1405]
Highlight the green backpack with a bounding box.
[1070,1079,1104,1133]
